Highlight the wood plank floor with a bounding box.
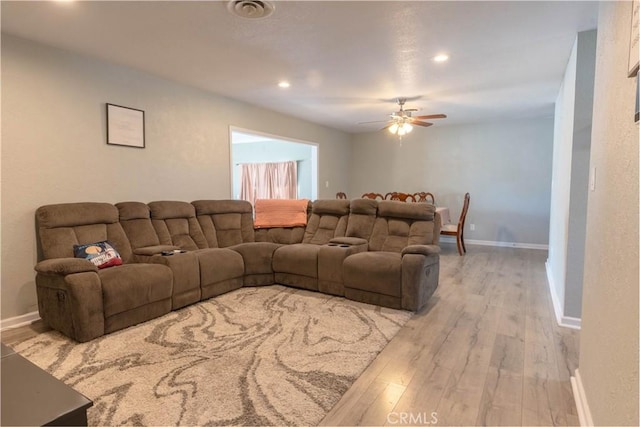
[1,244,580,426]
[320,244,580,426]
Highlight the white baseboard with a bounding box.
[545,261,582,330]
[0,311,41,331]
[440,236,548,250]
[571,369,594,426]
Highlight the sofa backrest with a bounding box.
[368,201,437,253]
[115,201,161,250]
[148,201,208,251]
[302,199,350,244]
[345,198,378,240]
[36,202,133,262]
[254,227,306,244]
[192,200,255,248]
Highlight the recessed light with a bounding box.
[433,54,449,63]
[278,81,291,89]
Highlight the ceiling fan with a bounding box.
[359,98,447,136]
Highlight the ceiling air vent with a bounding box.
[227,0,275,19]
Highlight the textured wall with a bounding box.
[1,35,352,320]
[548,30,597,321]
[548,38,578,313]
[579,1,639,425]
[350,119,554,246]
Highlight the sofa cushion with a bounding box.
[37,202,118,228]
[193,200,255,247]
[310,199,350,216]
[99,263,172,317]
[230,242,281,275]
[116,202,161,249]
[377,201,435,220]
[36,203,133,263]
[368,201,437,252]
[272,244,320,278]
[194,248,245,285]
[302,200,349,245]
[254,227,305,244]
[192,199,253,215]
[148,201,208,250]
[343,252,402,297]
[346,199,378,240]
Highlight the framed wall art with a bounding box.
[106,103,145,148]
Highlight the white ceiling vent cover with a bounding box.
[227,0,275,19]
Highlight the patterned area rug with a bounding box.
[13,285,412,426]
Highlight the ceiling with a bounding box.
[1,1,598,133]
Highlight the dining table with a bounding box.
[436,206,452,227]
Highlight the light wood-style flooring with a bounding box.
[1,244,580,426]
[320,244,580,426]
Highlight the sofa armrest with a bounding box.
[35,270,105,342]
[34,258,98,276]
[133,245,181,256]
[401,245,441,257]
[329,237,369,246]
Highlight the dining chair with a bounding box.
[440,192,470,256]
[413,192,435,204]
[361,192,385,200]
[336,192,347,199]
[384,192,416,202]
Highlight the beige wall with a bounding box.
[579,1,639,425]
[350,119,554,246]
[0,35,352,320]
[548,30,597,322]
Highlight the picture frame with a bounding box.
[629,0,639,77]
[106,103,145,148]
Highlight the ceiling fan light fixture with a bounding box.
[389,121,412,136]
[433,53,449,63]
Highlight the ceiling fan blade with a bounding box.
[415,114,447,119]
[358,120,391,125]
[404,108,419,112]
[381,123,394,131]
[412,121,433,127]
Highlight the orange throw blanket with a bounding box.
[254,199,309,228]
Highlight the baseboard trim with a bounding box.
[440,236,548,250]
[571,369,594,426]
[545,261,582,330]
[0,311,41,331]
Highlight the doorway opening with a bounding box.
[229,127,318,203]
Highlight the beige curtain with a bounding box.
[240,161,298,206]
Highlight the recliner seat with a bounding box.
[343,201,440,311]
[148,201,245,301]
[192,199,283,287]
[34,203,173,342]
[272,199,350,290]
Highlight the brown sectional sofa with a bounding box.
[34,199,441,342]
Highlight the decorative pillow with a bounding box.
[73,241,123,269]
